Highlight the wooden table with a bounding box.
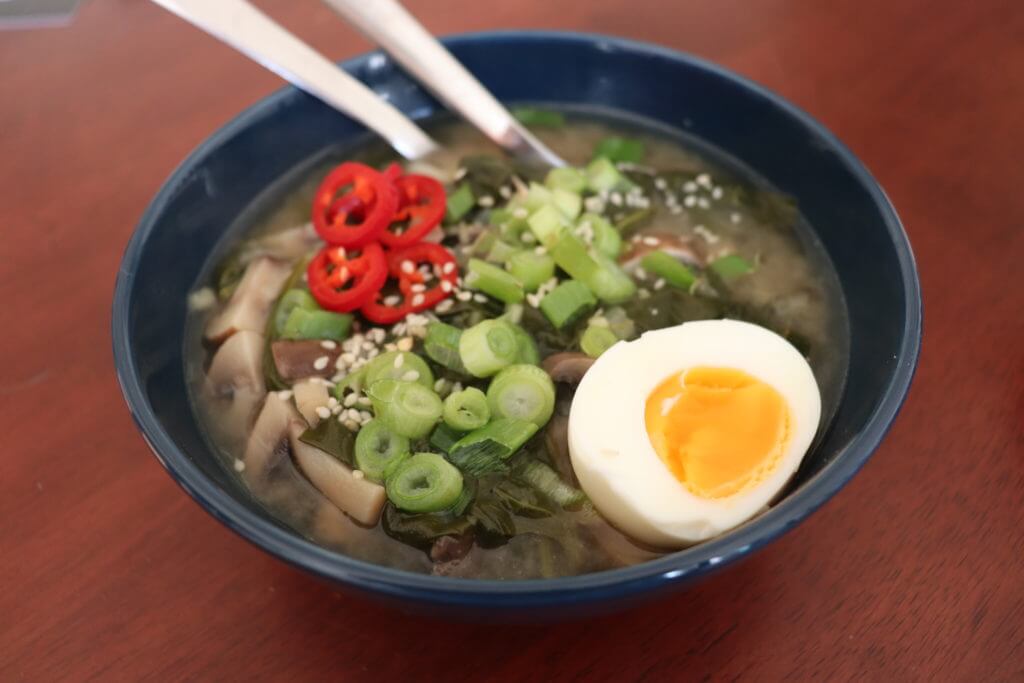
[3,0,1021,679]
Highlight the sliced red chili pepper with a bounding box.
[360,242,459,324]
[312,162,398,247]
[382,162,403,182]
[378,174,446,249]
[307,242,388,313]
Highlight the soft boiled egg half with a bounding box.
[568,319,821,548]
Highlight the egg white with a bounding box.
[568,319,822,548]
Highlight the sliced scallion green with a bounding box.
[366,379,443,439]
[485,238,519,264]
[581,213,621,259]
[459,319,520,377]
[547,228,600,283]
[445,182,475,223]
[429,422,465,454]
[508,321,540,365]
[710,254,755,279]
[281,307,352,341]
[273,288,318,337]
[386,453,464,513]
[526,205,565,246]
[443,387,491,431]
[515,459,587,509]
[604,306,636,340]
[464,258,525,304]
[524,182,554,211]
[423,322,467,374]
[540,280,596,329]
[585,156,631,193]
[354,419,411,483]
[506,250,556,292]
[448,418,539,475]
[587,252,637,304]
[642,250,697,290]
[580,324,618,358]
[486,364,556,428]
[363,350,434,389]
[545,166,587,194]
[552,187,582,220]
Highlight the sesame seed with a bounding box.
[320,340,337,350]
[520,232,537,244]
[334,247,347,260]
[401,370,420,382]
[697,198,710,209]
[669,206,683,215]
[352,469,365,480]
[638,288,651,299]
[440,280,453,293]
[442,262,456,274]
[534,245,547,255]
[652,308,659,315]
[653,278,666,290]
[473,293,487,303]
[357,396,372,408]
[359,410,372,422]
[409,283,426,294]
[391,354,404,370]
[451,382,463,393]
[331,405,342,415]
[233,459,245,472]
[683,181,698,193]
[457,291,473,302]
[313,356,329,371]
[642,236,660,246]
[654,178,668,190]
[635,267,648,280]
[731,212,742,224]
[454,167,467,180]
[712,186,724,200]
[397,337,414,352]
[499,186,512,199]
[343,393,358,407]
[412,293,425,306]
[527,293,541,307]
[276,390,293,401]
[327,396,339,408]
[343,419,360,431]
[512,207,529,219]
[434,378,447,392]
[341,352,356,364]
[609,192,623,206]
[315,406,331,420]
[696,173,712,188]
[384,295,401,306]
[683,195,697,208]
[400,260,415,274]
[361,340,375,351]
[477,195,495,207]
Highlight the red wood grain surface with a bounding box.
[2,0,1022,680]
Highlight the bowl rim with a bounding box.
[112,30,921,607]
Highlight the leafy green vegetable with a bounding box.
[429,422,465,454]
[445,182,475,223]
[298,418,356,468]
[512,107,565,128]
[491,479,556,518]
[382,504,474,551]
[593,137,645,164]
[469,498,516,548]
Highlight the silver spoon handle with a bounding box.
[150,0,438,160]
[323,0,565,167]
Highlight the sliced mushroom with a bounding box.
[542,352,595,385]
[241,223,319,265]
[202,330,267,446]
[242,391,301,489]
[205,256,292,343]
[619,231,705,270]
[543,414,578,487]
[430,533,474,564]
[288,423,387,526]
[293,378,331,427]
[271,340,341,382]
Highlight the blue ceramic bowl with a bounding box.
[112,32,920,617]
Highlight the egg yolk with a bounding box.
[644,366,791,499]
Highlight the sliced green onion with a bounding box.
[443,387,491,431]
[429,422,465,454]
[448,418,539,475]
[485,238,518,264]
[642,250,697,289]
[508,322,540,365]
[424,322,467,373]
[516,459,587,509]
[445,182,475,223]
[604,306,636,340]
[585,156,631,193]
[527,204,565,246]
[386,453,464,513]
[545,167,587,194]
[547,229,600,283]
[459,319,520,377]
[281,307,352,341]
[354,419,411,483]
[524,182,554,211]
[469,230,497,258]
[580,325,618,358]
[511,107,565,128]
[587,252,637,304]
[502,302,524,325]
[363,350,434,389]
[593,137,645,164]
[710,254,755,279]
[332,365,367,399]
[273,288,318,337]
[486,364,556,428]
[464,258,525,304]
[581,213,621,259]
[540,280,596,329]
[506,250,556,292]
[366,379,443,439]
[552,187,582,220]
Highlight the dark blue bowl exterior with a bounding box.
[112,31,920,617]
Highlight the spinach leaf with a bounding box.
[491,480,556,519]
[382,504,475,551]
[298,418,355,467]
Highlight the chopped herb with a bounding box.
[512,107,566,128]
